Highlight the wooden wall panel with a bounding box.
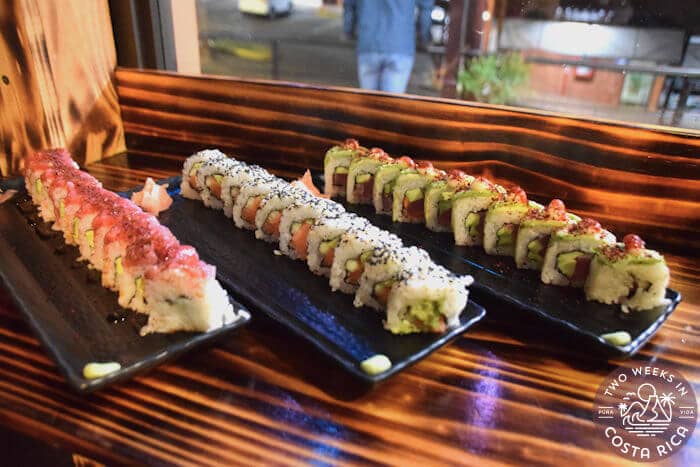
[116,69,700,256]
[0,0,125,176]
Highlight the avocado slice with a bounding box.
[408,300,444,331]
[527,238,545,266]
[35,179,43,195]
[85,230,94,250]
[496,224,515,247]
[345,258,360,272]
[438,198,452,214]
[334,166,349,175]
[319,237,339,255]
[557,251,585,278]
[356,173,372,184]
[373,279,395,297]
[360,250,373,263]
[404,188,424,203]
[383,180,396,194]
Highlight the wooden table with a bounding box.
[0,150,696,466]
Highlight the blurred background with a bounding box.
[194,0,699,130]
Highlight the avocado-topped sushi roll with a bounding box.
[541,218,616,287]
[372,155,415,215]
[346,147,393,204]
[197,157,246,211]
[483,187,542,256]
[392,161,446,223]
[385,265,473,334]
[323,139,367,198]
[278,196,346,260]
[451,177,507,246]
[306,213,370,277]
[424,169,473,232]
[233,177,286,230]
[181,149,228,200]
[354,246,430,311]
[585,234,669,312]
[514,199,578,270]
[329,227,402,294]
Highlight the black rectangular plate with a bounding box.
[122,177,486,383]
[332,189,681,357]
[0,178,250,393]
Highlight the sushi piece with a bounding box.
[221,163,273,218]
[372,155,415,215]
[392,161,446,224]
[354,245,430,311]
[254,183,309,243]
[514,199,578,270]
[306,213,371,277]
[584,234,670,312]
[346,147,393,204]
[424,169,473,232]
[451,177,507,246]
[232,177,287,230]
[180,149,228,200]
[329,227,402,294]
[483,186,542,256]
[541,218,616,287]
[278,196,346,260]
[323,139,367,198]
[197,157,246,210]
[385,265,473,334]
[25,149,241,335]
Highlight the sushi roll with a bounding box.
[329,227,402,294]
[233,177,286,230]
[306,213,371,277]
[25,149,241,335]
[541,218,616,287]
[197,157,246,211]
[221,163,273,218]
[278,196,346,260]
[180,149,228,200]
[451,177,507,246]
[254,183,309,243]
[584,234,670,312]
[424,169,473,232]
[514,199,579,270]
[392,161,446,224]
[346,147,393,204]
[323,139,367,198]
[483,186,542,256]
[385,265,473,334]
[372,155,415,215]
[354,245,431,311]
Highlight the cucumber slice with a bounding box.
[334,166,349,174]
[404,188,423,203]
[557,251,584,278]
[360,250,373,263]
[356,173,372,184]
[345,259,360,272]
[319,237,339,255]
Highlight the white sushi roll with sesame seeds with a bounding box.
[354,245,431,311]
[306,213,371,277]
[329,227,402,294]
[278,196,346,260]
[585,235,670,312]
[220,163,272,218]
[232,176,286,230]
[197,157,246,211]
[254,183,309,243]
[180,149,229,200]
[323,139,367,198]
[385,265,473,334]
[541,218,616,287]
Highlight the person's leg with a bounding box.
[357,53,381,91]
[378,54,414,93]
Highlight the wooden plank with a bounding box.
[0,0,125,176]
[115,68,700,256]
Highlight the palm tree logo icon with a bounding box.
[619,383,676,437]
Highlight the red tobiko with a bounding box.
[344,138,360,150]
[448,169,467,179]
[396,155,416,168]
[623,234,645,251]
[416,160,433,169]
[508,185,528,204]
[368,147,392,162]
[546,199,567,220]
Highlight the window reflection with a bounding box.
[196,0,699,130]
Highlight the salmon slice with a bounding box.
[242,196,262,224]
[291,222,312,260]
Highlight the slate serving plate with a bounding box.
[123,177,486,383]
[0,178,251,393]
[331,186,681,357]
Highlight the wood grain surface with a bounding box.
[0,69,698,465]
[116,69,700,257]
[0,0,125,176]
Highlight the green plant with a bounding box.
[457,53,529,105]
